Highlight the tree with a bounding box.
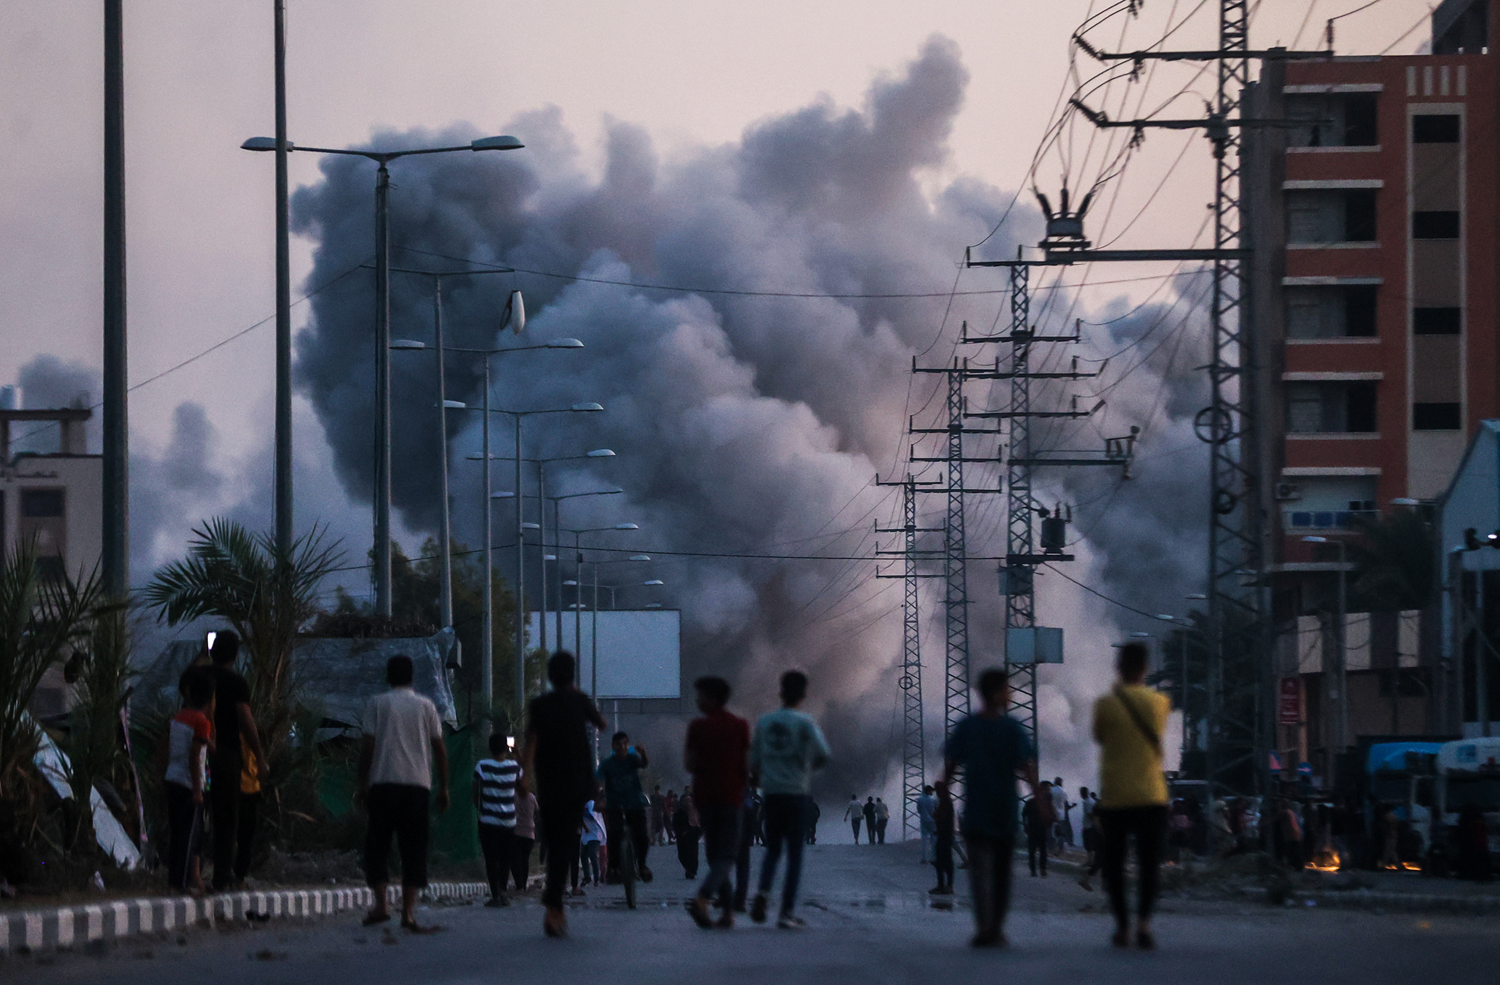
[0,544,103,872]
[1349,509,1438,613]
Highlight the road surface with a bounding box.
[9,841,1498,984]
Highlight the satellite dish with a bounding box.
[504,290,526,335]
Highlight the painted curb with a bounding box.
[0,881,489,955]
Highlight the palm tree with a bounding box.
[142,519,343,772]
[1349,509,1437,613]
[0,543,103,856]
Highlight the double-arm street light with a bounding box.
[558,525,642,702]
[477,450,618,654]
[242,131,524,616]
[481,405,605,722]
[389,269,564,629]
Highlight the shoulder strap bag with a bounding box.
[1112,685,1162,758]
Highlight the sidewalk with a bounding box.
[0,881,488,955]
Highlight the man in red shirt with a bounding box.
[683,676,750,929]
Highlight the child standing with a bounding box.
[164,667,215,893]
[473,733,521,906]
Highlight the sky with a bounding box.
[0,0,1442,789]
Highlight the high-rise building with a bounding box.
[1245,0,1497,781]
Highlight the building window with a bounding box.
[1285,190,1379,244]
[1281,476,1379,530]
[1286,381,1378,433]
[1287,92,1378,147]
[1414,307,1462,335]
[1412,210,1461,239]
[1412,114,1460,144]
[1286,284,1377,338]
[1413,402,1462,431]
[19,488,66,581]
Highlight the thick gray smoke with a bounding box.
[287,36,1211,795]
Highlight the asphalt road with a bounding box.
[9,841,1499,985]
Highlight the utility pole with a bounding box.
[102,0,128,600]
[273,0,292,556]
[876,475,943,838]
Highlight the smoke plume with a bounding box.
[288,36,1210,796]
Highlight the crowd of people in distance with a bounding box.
[163,634,1176,952]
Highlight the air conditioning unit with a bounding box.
[1275,482,1302,502]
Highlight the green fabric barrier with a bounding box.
[316,730,479,862]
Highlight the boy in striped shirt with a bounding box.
[474,733,522,906]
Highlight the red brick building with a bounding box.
[1245,0,1497,780]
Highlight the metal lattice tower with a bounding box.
[898,479,925,838]
[1003,264,1039,745]
[1205,0,1263,795]
[876,474,945,838]
[943,369,972,742]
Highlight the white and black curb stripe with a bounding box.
[1,881,489,956]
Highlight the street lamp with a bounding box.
[388,273,560,629]
[471,449,618,654]
[559,525,641,703]
[241,131,524,617]
[1304,535,1349,761]
[482,404,605,720]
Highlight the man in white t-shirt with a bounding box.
[1050,777,1072,850]
[357,655,449,932]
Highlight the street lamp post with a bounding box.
[1304,536,1349,765]
[558,525,641,702]
[474,451,617,655]
[480,404,605,721]
[241,132,524,616]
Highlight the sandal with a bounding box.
[1136,929,1156,951]
[362,912,391,927]
[1111,928,1130,949]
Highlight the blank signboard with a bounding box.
[528,609,682,698]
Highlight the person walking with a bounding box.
[580,801,605,887]
[1092,640,1171,951]
[917,785,938,863]
[596,731,653,884]
[874,798,890,844]
[649,784,666,847]
[162,666,215,894]
[511,785,538,892]
[1078,785,1102,891]
[522,651,608,938]
[942,668,1037,949]
[1051,778,1074,851]
[357,655,450,933]
[806,799,821,844]
[206,631,265,892]
[929,780,956,895]
[684,676,751,928]
[732,788,756,913]
[473,733,521,906]
[1023,787,1050,877]
[844,794,863,844]
[674,786,702,878]
[664,790,679,844]
[749,670,831,929]
[862,797,877,845]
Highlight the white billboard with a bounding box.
[528,609,681,699]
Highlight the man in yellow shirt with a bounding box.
[1091,641,1171,951]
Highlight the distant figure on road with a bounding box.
[684,676,751,929]
[806,799,821,844]
[663,789,679,844]
[929,780,956,895]
[1051,778,1073,850]
[845,795,863,843]
[863,798,877,844]
[674,786,702,878]
[943,668,1037,948]
[1078,785,1102,891]
[522,651,608,938]
[1092,640,1171,951]
[511,785,538,892]
[1023,786,1051,877]
[357,655,450,933]
[749,669,831,929]
[874,798,890,844]
[649,784,666,846]
[917,785,938,863]
[473,732,521,906]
